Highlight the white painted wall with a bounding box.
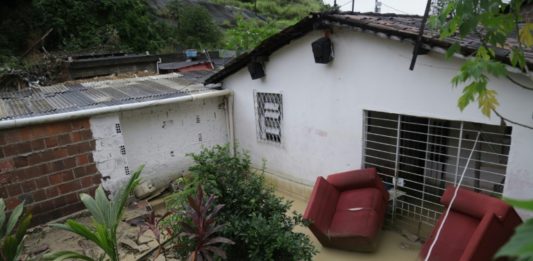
[119,97,228,191]
[90,113,130,193]
[223,28,533,217]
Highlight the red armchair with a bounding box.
[303,168,389,252]
[420,186,522,261]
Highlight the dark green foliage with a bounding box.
[167,1,223,49]
[167,145,317,261]
[224,17,279,51]
[0,199,32,261]
[32,0,169,53]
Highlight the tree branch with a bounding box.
[493,109,533,130]
[505,75,533,91]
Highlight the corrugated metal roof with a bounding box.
[0,73,217,121]
[205,12,533,84]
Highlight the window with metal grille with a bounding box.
[363,110,512,237]
[255,92,283,144]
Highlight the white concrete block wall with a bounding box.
[90,113,130,193]
[223,28,533,218]
[119,97,229,190]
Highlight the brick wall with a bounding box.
[0,118,101,225]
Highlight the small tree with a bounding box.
[166,0,222,49]
[430,0,533,129]
[224,16,279,51]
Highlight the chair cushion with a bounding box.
[422,212,480,261]
[336,188,382,211]
[329,209,380,238]
[328,188,384,239]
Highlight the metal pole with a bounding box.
[352,0,355,12]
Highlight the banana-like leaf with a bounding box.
[5,201,24,237]
[48,165,144,261]
[0,199,6,235]
[43,250,96,261]
[15,213,31,245]
[95,223,115,259]
[112,165,143,224]
[503,198,533,211]
[1,235,19,261]
[80,191,106,226]
[94,186,112,227]
[50,220,104,250]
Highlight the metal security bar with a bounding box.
[363,111,512,237]
[255,92,283,144]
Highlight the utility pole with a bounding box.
[351,0,354,12]
[375,0,381,13]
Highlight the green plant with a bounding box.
[0,199,32,261]
[44,165,144,261]
[429,0,533,125]
[176,185,234,261]
[496,198,533,260]
[168,145,317,261]
[224,16,279,51]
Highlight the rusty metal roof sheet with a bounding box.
[0,73,217,121]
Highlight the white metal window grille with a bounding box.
[363,110,512,237]
[255,92,283,144]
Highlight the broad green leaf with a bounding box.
[446,43,461,59]
[15,213,31,243]
[1,235,19,261]
[519,23,533,47]
[50,220,100,246]
[496,219,533,259]
[5,201,24,237]
[43,250,96,261]
[0,199,6,236]
[80,192,106,225]
[503,198,533,211]
[510,47,526,70]
[94,186,111,226]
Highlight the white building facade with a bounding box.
[215,15,533,232]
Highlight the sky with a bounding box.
[322,0,428,15]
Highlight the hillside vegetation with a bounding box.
[0,0,327,65]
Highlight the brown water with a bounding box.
[281,191,421,261]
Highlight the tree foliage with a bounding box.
[430,0,532,118]
[224,16,279,51]
[166,1,223,50]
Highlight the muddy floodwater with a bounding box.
[23,192,420,261]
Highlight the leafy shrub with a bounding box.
[0,199,32,261]
[167,145,317,261]
[44,165,144,261]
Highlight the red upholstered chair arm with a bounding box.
[303,177,339,234]
[461,214,509,261]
